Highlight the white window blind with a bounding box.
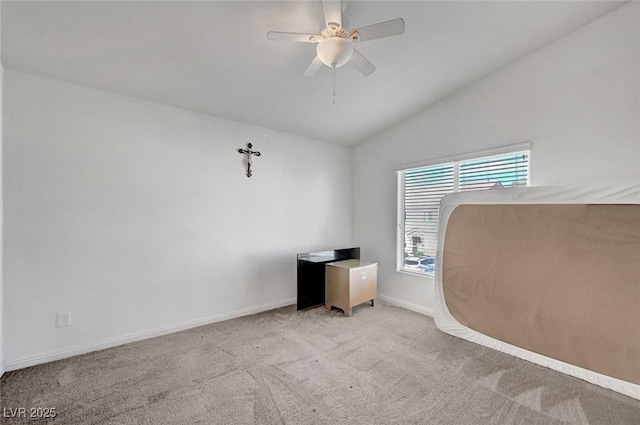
[403,164,454,262]
[459,152,529,192]
[398,149,530,275]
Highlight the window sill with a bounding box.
[396,268,435,279]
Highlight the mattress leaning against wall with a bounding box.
[433,180,640,400]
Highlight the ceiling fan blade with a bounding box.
[350,49,376,76]
[267,31,321,43]
[351,18,405,42]
[322,0,342,27]
[302,56,324,78]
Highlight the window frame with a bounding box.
[396,142,531,277]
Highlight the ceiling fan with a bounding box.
[267,0,405,78]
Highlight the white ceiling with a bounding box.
[1,1,626,145]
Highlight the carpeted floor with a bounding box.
[1,301,639,424]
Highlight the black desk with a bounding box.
[296,247,360,310]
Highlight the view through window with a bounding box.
[397,149,530,275]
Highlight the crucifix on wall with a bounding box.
[237,142,261,178]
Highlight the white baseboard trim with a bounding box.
[378,294,435,317]
[5,297,296,372]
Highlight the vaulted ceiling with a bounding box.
[2,1,625,145]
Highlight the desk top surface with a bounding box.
[327,259,378,269]
[297,247,360,264]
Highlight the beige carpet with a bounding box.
[2,301,639,424]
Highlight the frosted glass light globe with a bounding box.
[316,37,354,68]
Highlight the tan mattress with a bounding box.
[443,204,640,385]
[433,181,640,400]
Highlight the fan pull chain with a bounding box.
[332,66,336,105]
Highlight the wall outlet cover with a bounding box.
[56,311,72,328]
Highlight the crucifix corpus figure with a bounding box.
[237,142,261,178]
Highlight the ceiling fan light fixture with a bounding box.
[316,37,353,68]
[267,1,405,78]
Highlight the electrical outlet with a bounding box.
[56,311,72,328]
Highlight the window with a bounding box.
[397,146,530,275]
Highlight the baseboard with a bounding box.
[5,298,296,372]
[378,294,435,317]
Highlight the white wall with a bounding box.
[0,1,4,377]
[353,3,640,314]
[4,69,352,368]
